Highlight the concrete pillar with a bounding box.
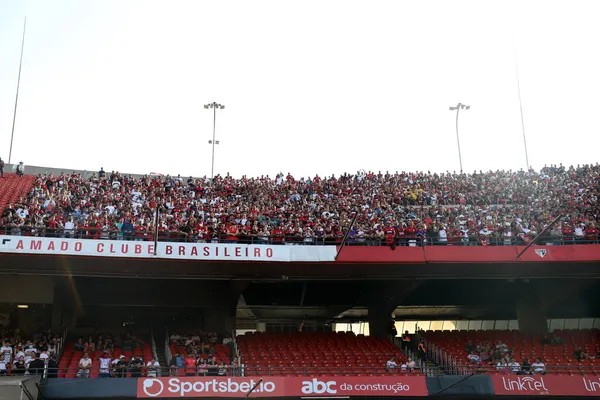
[516,298,548,335]
[365,281,420,339]
[202,281,247,335]
[515,283,548,335]
[256,322,266,332]
[368,303,395,339]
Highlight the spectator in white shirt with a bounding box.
[98,352,111,378]
[509,359,521,374]
[64,217,76,238]
[467,351,481,364]
[386,356,398,371]
[531,358,546,375]
[438,227,448,243]
[146,357,160,377]
[77,352,92,378]
[1,341,12,363]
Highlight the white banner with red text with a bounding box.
[137,376,429,398]
[0,236,336,262]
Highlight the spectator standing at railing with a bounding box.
[130,353,144,378]
[28,353,45,375]
[532,358,546,375]
[13,355,26,375]
[184,353,196,376]
[386,356,398,371]
[406,357,416,372]
[147,357,160,377]
[47,353,58,378]
[98,352,112,378]
[520,358,532,375]
[1,341,12,364]
[169,352,183,376]
[0,357,7,375]
[114,355,128,378]
[121,219,135,240]
[77,352,92,378]
[0,158,4,178]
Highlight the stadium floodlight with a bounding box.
[204,102,225,182]
[449,103,470,174]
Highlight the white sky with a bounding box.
[0,0,599,178]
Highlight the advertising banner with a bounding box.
[0,236,336,262]
[136,376,429,398]
[492,374,600,396]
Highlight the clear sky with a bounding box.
[0,0,599,178]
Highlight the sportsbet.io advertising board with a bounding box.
[136,376,429,398]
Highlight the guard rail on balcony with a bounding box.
[6,364,596,380]
[0,226,598,247]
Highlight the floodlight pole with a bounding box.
[449,103,470,174]
[204,102,225,183]
[9,17,27,165]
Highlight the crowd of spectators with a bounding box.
[0,328,60,376]
[168,332,238,376]
[0,164,599,245]
[71,332,158,378]
[464,339,548,375]
[464,338,600,375]
[75,351,160,378]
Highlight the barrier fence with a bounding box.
[1,226,598,247]
[4,364,599,380]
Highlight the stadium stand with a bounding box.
[1,165,599,244]
[57,334,153,378]
[168,332,233,366]
[0,173,36,218]
[236,331,417,376]
[423,329,600,375]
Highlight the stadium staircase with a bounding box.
[153,329,168,370]
[0,173,36,214]
[394,334,444,377]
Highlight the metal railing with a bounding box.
[0,226,598,247]
[5,366,419,378]
[5,364,594,379]
[438,363,600,375]
[13,366,245,378]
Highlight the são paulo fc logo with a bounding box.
[534,249,547,258]
[142,378,164,397]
